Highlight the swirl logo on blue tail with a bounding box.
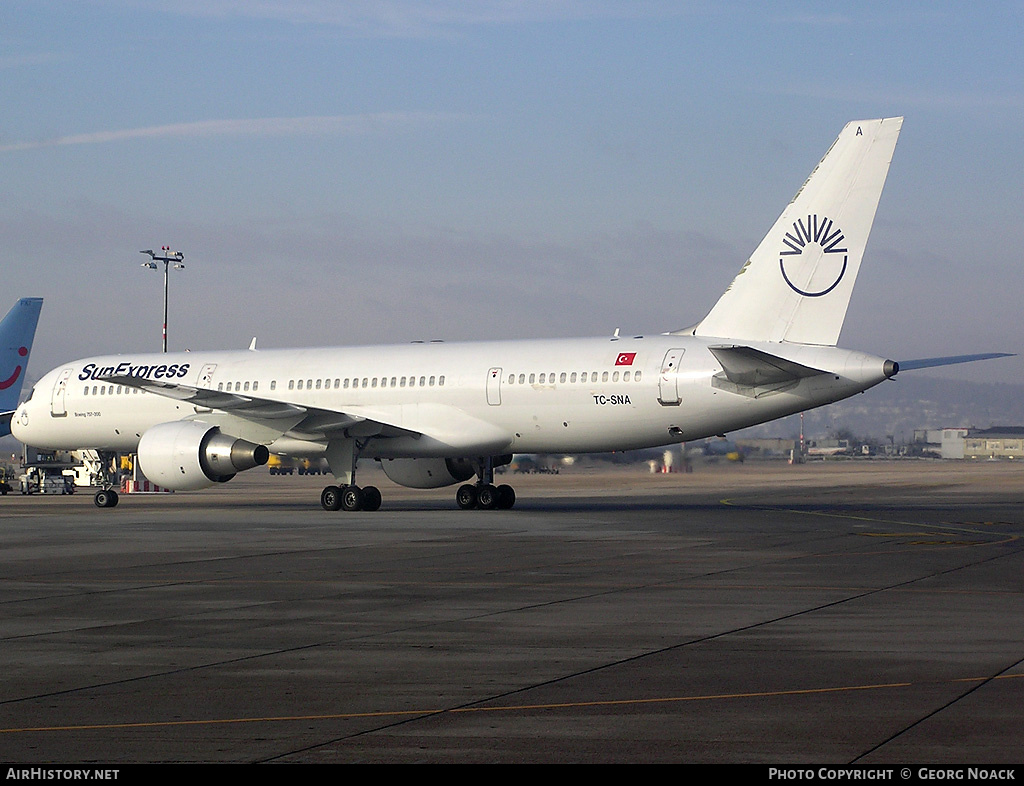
[0,346,28,390]
[779,214,848,297]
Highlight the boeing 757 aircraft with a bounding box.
[11,118,1009,509]
[1,297,43,437]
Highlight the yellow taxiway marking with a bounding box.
[718,499,1021,545]
[4,673,1022,735]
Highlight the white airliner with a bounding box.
[1,297,43,438]
[11,118,1009,510]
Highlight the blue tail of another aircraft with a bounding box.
[0,297,44,437]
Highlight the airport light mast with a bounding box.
[140,247,185,353]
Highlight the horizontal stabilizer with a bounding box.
[710,345,825,387]
[896,353,1014,372]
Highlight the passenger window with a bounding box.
[602,372,609,382]
[539,373,546,384]
[635,371,642,382]
[560,372,566,383]
[518,374,525,384]
[429,376,435,386]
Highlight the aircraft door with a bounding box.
[195,363,217,413]
[657,349,685,406]
[486,367,502,406]
[50,368,73,417]
[198,363,217,387]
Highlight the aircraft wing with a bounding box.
[101,375,309,419]
[99,375,429,445]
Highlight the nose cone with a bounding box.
[9,403,29,440]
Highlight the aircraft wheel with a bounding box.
[456,484,477,510]
[94,489,119,508]
[341,485,363,512]
[496,484,516,509]
[361,485,382,512]
[320,485,342,511]
[476,483,498,510]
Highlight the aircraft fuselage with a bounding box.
[15,334,892,458]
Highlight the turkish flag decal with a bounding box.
[615,352,636,366]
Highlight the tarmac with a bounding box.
[1,459,1022,764]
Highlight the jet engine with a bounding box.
[380,457,477,489]
[137,421,269,491]
[380,455,512,489]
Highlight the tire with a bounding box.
[320,485,342,511]
[341,485,363,512]
[476,484,498,510]
[496,484,516,509]
[361,485,382,512]
[456,484,477,510]
[94,489,118,508]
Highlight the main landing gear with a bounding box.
[455,456,516,510]
[320,484,381,512]
[455,482,515,510]
[320,438,382,512]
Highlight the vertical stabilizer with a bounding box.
[0,297,44,435]
[693,118,902,345]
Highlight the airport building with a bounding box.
[928,426,1024,460]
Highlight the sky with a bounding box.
[2,1,1023,386]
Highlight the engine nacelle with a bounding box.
[380,455,512,489]
[137,421,269,491]
[380,457,476,489]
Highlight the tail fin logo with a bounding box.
[779,214,848,297]
[0,346,28,390]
